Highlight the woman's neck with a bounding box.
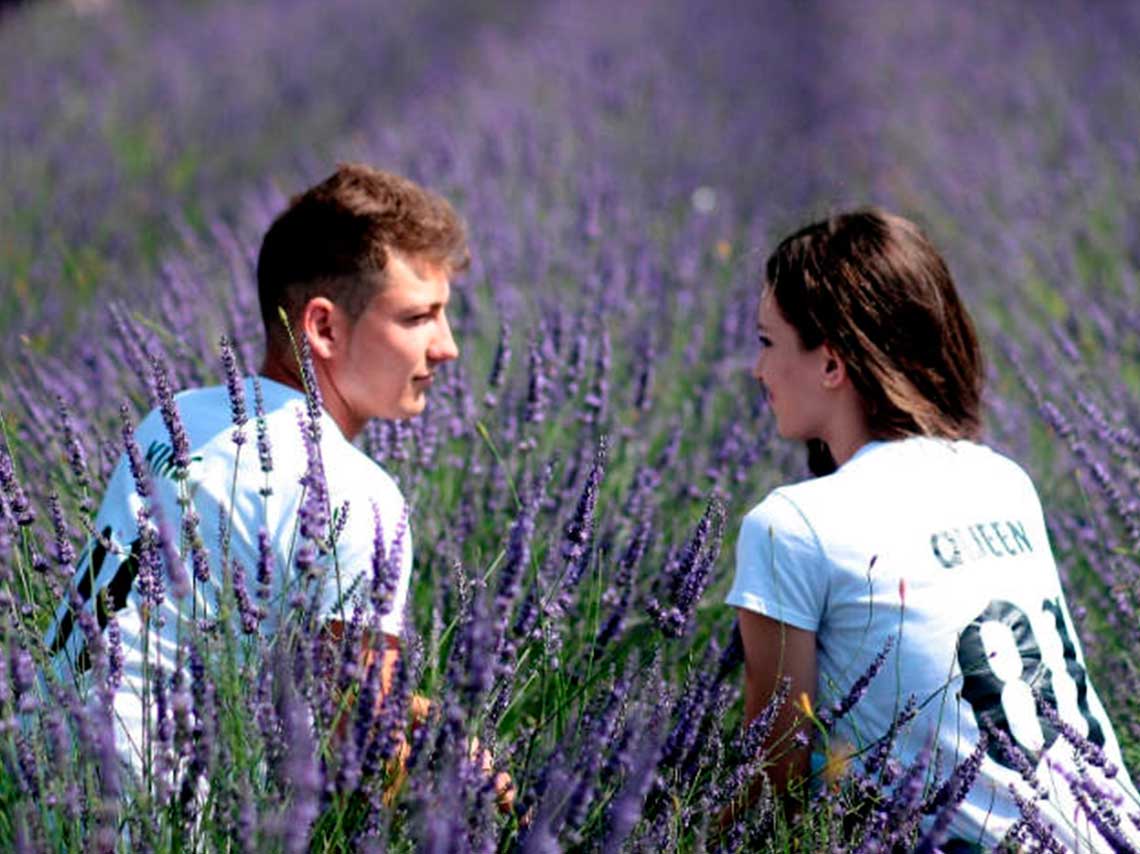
[819,388,875,469]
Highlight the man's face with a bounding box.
[330,251,458,432]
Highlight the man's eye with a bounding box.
[758,335,772,348]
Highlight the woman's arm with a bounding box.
[738,609,817,791]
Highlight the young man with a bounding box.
[46,163,465,771]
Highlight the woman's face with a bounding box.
[753,290,833,441]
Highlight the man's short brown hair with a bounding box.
[256,163,469,353]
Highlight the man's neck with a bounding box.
[260,354,305,395]
[260,351,361,441]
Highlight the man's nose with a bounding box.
[429,313,459,364]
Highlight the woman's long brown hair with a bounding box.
[764,209,984,476]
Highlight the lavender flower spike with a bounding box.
[252,376,275,488]
[562,435,607,568]
[219,333,248,443]
[0,430,35,527]
[818,635,895,730]
[120,402,153,503]
[55,394,93,504]
[370,501,408,617]
[150,351,192,473]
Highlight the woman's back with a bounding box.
[731,435,1139,848]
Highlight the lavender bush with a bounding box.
[2,0,1140,850]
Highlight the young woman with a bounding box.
[726,209,1138,850]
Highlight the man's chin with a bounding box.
[399,396,428,419]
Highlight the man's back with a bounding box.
[46,377,412,768]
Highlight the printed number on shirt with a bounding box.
[956,598,1105,771]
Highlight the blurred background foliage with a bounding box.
[2,0,1140,849]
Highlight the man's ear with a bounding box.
[820,343,847,390]
[300,297,342,361]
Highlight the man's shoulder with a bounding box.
[133,384,230,438]
[322,428,405,506]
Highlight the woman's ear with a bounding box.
[300,296,342,361]
[820,343,847,390]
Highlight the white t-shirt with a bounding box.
[727,437,1139,850]
[45,378,412,769]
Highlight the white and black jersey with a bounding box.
[728,437,1139,851]
[46,378,412,770]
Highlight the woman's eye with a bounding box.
[758,335,772,349]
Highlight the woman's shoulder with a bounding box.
[925,438,1041,499]
[836,436,1038,492]
[757,438,1043,535]
[741,486,823,552]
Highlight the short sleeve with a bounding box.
[726,491,826,631]
[378,510,412,638]
[320,472,413,639]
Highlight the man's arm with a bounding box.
[324,622,513,810]
[323,622,425,726]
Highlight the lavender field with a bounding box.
[3,0,1140,850]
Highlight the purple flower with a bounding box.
[581,326,610,426]
[0,435,34,527]
[10,647,36,715]
[55,394,92,509]
[48,492,75,569]
[1047,757,1134,852]
[120,403,153,503]
[875,743,933,848]
[818,635,895,730]
[297,335,323,443]
[562,436,607,569]
[15,733,38,798]
[149,351,191,473]
[497,460,553,631]
[595,519,651,652]
[105,614,123,691]
[654,421,682,471]
[151,664,173,799]
[1037,690,1116,776]
[370,501,407,618]
[219,334,248,442]
[483,319,511,409]
[1007,784,1067,854]
[156,514,191,600]
[331,499,350,546]
[600,724,662,854]
[181,505,211,584]
[256,527,274,601]
[232,558,264,634]
[864,695,919,782]
[0,650,10,714]
[360,647,408,776]
[918,734,989,852]
[252,376,275,491]
[456,591,495,706]
[277,655,320,854]
[524,336,549,425]
[647,498,726,638]
[91,702,123,847]
[296,408,329,546]
[632,335,655,413]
